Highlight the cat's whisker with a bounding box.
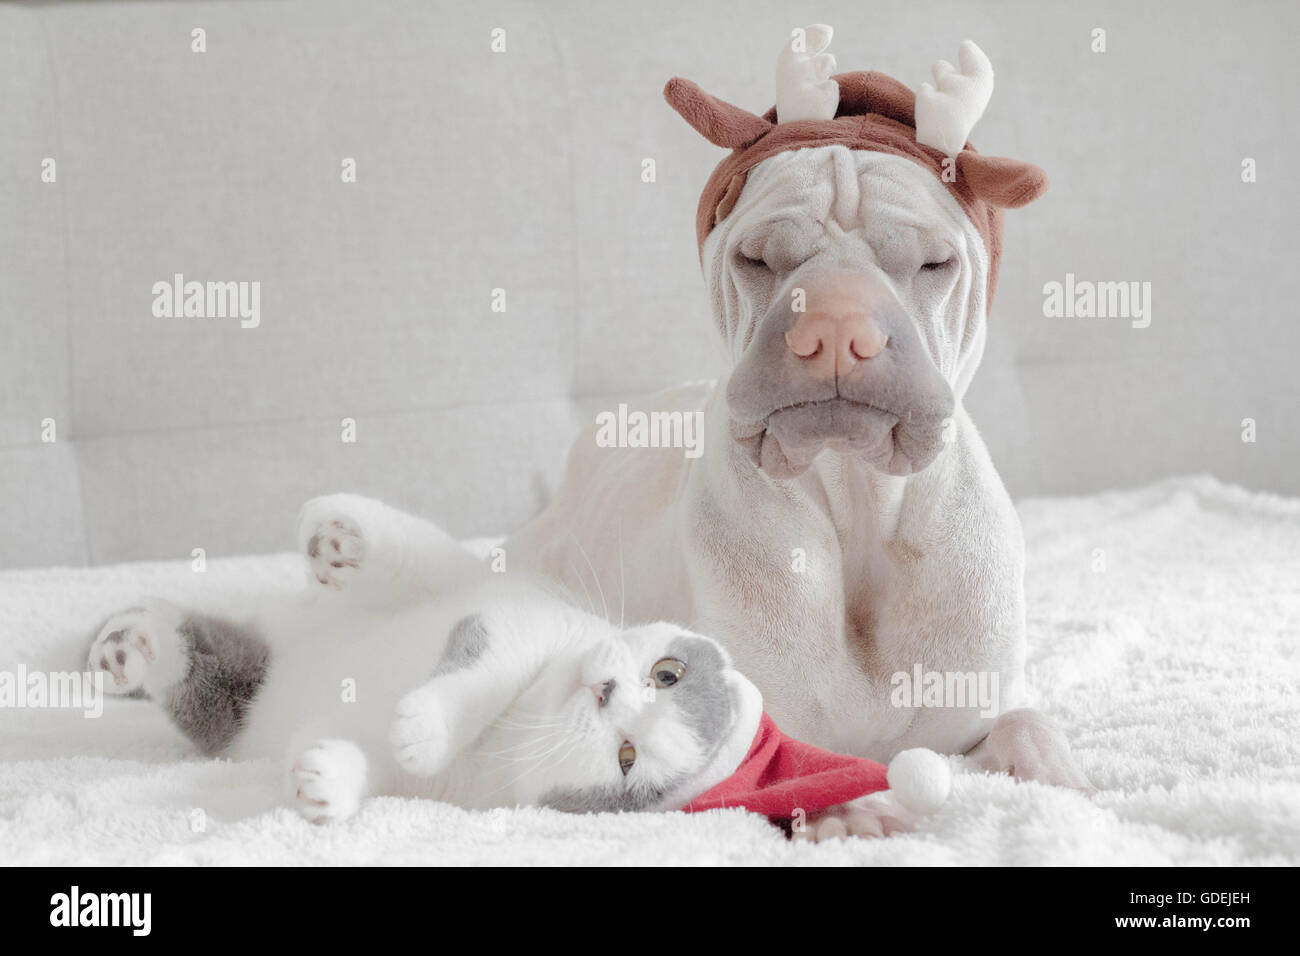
[491,704,569,725]
[485,733,583,798]
[570,532,609,624]
[492,712,570,735]
[566,556,598,619]
[481,739,556,758]
[488,722,565,738]
[479,728,565,759]
[479,709,583,792]
[617,519,626,631]
[483,730,573,764]
[488,716,566,733]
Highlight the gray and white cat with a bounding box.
[86,494,764,823]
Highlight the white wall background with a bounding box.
[1,0,1296,569]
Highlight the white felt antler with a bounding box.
[775,24,838,123]
[915,40,994,155]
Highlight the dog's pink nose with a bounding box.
[785,274,888,379]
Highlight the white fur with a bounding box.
[101,495,763,823]
[18,476,1294,863]
[87,601,188,695]
[507,150,1090,790]
[290,738,367,823]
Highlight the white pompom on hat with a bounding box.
[887,747,953,815]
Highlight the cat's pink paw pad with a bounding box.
[290,739,367,824]
[304,516,365,591]
[87,606,172,694]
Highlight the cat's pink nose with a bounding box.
[785,273,888,380]
[588,679,616,706]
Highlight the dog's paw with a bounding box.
[289,739,367,824]
[87,603,186,695]
[389,687,453,778]
[299,498,366,591]
[791,792,917,843]
[987,708,1096,794]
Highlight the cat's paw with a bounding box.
[298,498,366,591]
[289,738,367,824]
[87,603,187,695]
[390,687,453,778]
[791,792,918,843]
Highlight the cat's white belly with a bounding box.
[188,558,763,817]
[229,596,459,796]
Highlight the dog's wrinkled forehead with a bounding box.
[710,146,980,277]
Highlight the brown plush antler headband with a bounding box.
[664,27,1048,307]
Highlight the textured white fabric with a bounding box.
[774,24,838,123]
[1,476,1295,865]
[915,40,994,155]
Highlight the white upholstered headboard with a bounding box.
[2,0,1294,568]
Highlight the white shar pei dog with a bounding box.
[508,27,1092,794]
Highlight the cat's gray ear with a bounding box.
[433,614,490,676]
[672,630,734,667]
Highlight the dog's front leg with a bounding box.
[966,708,1094,793]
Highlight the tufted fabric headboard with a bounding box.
[2,0,1294,568]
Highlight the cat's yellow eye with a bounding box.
[651,657,686,688]
[618,741,637,776]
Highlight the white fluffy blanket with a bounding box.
[2,476,1297,866]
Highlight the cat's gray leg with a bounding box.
[287,738,368,824]
[298,493,483,606]
[88,601,269,756]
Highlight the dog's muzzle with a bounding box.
[726,271,954,479]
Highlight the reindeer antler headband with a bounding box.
[664,26,1048,306]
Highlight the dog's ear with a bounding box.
[957,152,1048,208]
[664,77,772,150]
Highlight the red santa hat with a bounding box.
[664,25,1048,309]
[683,712,951,828]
